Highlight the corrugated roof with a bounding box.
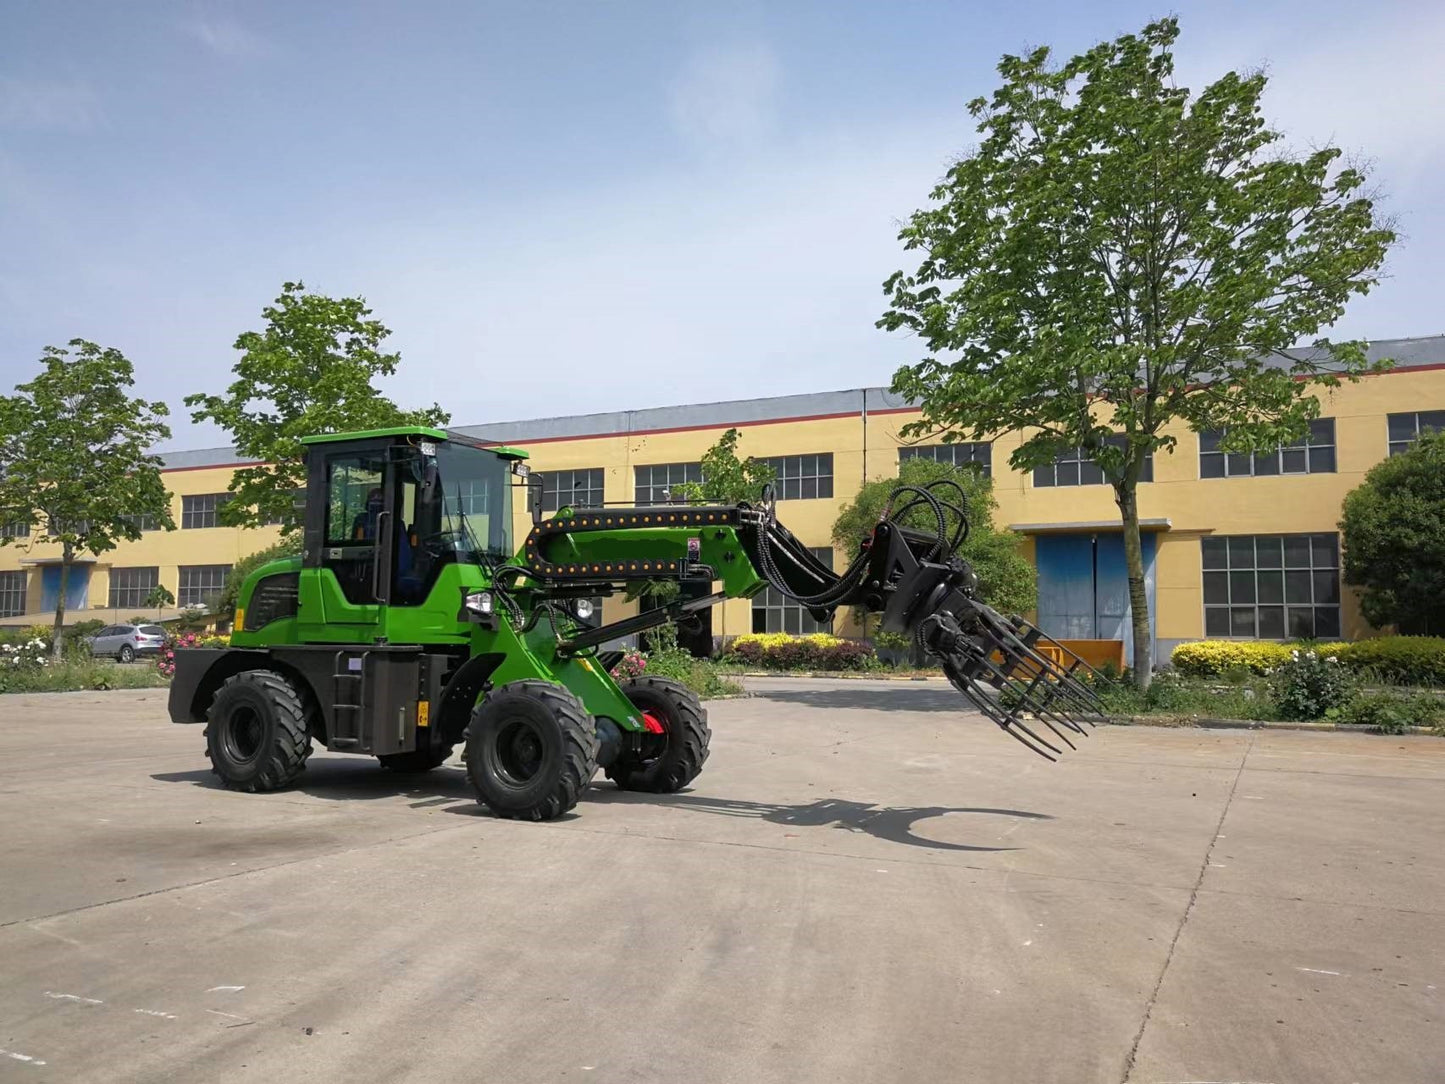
[155,335,1445,470]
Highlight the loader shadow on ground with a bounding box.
[151,764,1048,851]
[462,788,1052,852]
[152,760,478,805]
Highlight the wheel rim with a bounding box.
[120,646,133,662]
[223,707,264,764]
[635,707,671,767]
[491,717,546,787]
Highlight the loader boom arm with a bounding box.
[506,482,1108,760]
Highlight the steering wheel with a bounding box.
[417,530,465,561]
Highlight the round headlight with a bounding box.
[573,598,595,620]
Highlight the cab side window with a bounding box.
[324,453,387,605]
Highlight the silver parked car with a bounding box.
[87,624,168,663]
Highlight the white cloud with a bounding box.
[0,78,98,131]
[182,13,269,58]
[668,43,781,150]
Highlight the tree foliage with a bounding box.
[186,281,449,532]
[880,18,1394,686]
[629,428,775,609]
[0,340,174,656]
[1340,431,1445,635]
[672,427,776,505]
[832,457,1036,617]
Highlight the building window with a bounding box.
[758,454,833,500]
[119,513,160,532]
[1202,534,1340,640]
[0,521,29,539]
[752,548,833,634]
[1199,419,1336,477]
[181,493,231,529]
[634,463,702,505]
[48,517,92,536]
[0,570,24,617]
[109,567,159,610]
[539,468,605,513]
[899,443,992,477]
[178,565,230,608]
[1033,437,1152,487]
[1387,410,1445,456]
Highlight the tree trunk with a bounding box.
[51,547,71,662]
[1115,483,1153,691]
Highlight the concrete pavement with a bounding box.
[0,678,1441,1083]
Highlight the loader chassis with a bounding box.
[170,426,1108,821]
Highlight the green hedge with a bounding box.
[1172,637,1445,686]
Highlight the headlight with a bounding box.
[573,598,595,621]
[464,591,494,616]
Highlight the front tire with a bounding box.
[204,670,312,792]
[607,676,710,792]
[466,681,598,821]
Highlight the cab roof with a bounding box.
[298,426,529,459]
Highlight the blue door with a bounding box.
[40,565,89,613]
[1036,534,1155,665]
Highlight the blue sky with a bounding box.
[2,1,1441,449]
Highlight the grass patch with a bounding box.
[0,659,170,694]
[1094,672,1278,721]
[643,650,745,699]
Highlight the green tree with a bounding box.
[880,18,1395,688]
[1340,431,1445,635]
[0,341,175,659]
[144,584,175,619]
[832,457,1036,627]
[186,281,449,532]
[671,427,776,504]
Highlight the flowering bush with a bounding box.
[1,637,49,670]
[609,649,647,682]
[156,632,230,677]
[724,632,876,671]
[1272,649,1354,720]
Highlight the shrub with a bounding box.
[1333,689,1445,733]
[1173,636,1445,686]
[643,649,744,699]
[1322,637,1445,686]
[609,649,647,682]
[1171,640,1291,676]
[1271,650,1354,720]
[723,632,877,671]
[156,632,231,677]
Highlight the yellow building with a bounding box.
[3,335,1443,662]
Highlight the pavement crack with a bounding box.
[1118,734,1253,1084]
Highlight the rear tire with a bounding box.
[377,745,455,773]
[118,644,135,664]
[204,670,312,792]
[465,680,598,820]
[607,676,710,792]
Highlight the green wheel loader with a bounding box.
[169,426,1108,820]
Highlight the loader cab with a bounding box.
[298,427,524,624]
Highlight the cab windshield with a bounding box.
[407,442,513,563]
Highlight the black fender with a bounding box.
[167,648,325,742]
[434,652,507,745]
